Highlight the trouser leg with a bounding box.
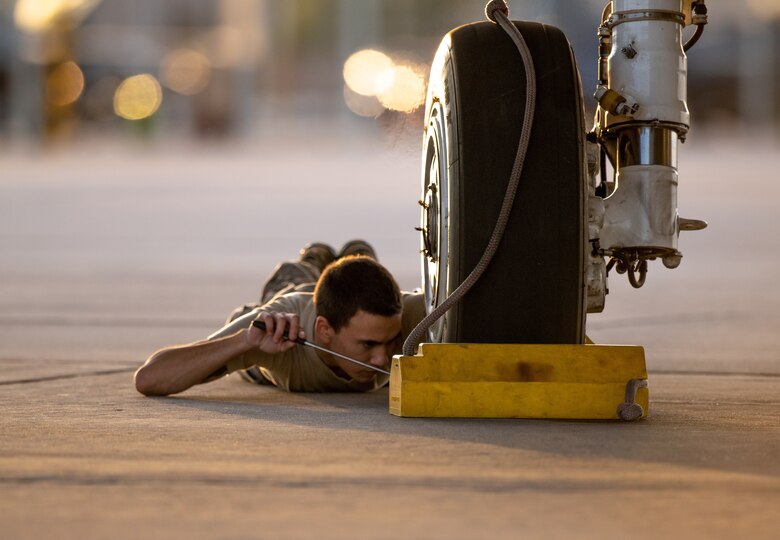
[229,244,333,386]
[225,260,322,325]
[259,260,321,304]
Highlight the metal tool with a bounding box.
[251,319,391,376]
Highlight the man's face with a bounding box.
[326,310,402,383]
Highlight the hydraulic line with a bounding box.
[683,23,704,51]
[683,0,707,52]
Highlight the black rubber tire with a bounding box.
[420,21,587,344]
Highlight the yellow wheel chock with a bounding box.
[389,343,648,421]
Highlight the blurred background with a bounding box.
[0,0,779,373]
[0,0,778,145]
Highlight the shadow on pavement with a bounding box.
[159,375,780,480]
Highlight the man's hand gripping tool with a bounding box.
[251,320,391,376]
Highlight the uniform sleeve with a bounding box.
[207,294,302,375]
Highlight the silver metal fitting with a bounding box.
[691,0,708,25]
[621,42,638,59]
[608,10,685,29]
[662,252,683,269]
[678,217,708,231]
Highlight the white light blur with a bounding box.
[343,49,396,97]
[14,0,102,33]
[343,48,428,116]
[377,64,426,113]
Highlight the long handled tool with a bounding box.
[251,319,390,376]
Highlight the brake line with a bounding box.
[402,0,537,355]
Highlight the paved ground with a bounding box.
[1,135,778,539]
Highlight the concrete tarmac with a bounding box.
[1,135,778,539]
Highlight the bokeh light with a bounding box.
[14,0,102,33]
[15,0,61,32]
[343,48,427,116]
[46,61,85,107]
[377,64,426,113]
[343,49,396,97]
[113,74,163,120]
[161,49,212,96]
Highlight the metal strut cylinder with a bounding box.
[593,0,705,278]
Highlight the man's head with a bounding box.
[314,255,401,331]
[313,256,403,382]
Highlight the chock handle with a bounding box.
[616,378,648,421]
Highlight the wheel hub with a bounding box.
[420,101,449,341]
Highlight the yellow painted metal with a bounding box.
[389,343,648,419]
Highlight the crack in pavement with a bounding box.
[0,367,137,386]
[2,473,778,493]
[0,314,217,329]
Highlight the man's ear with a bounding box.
[314,315,335,345]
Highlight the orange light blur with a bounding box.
[46,61,85,107]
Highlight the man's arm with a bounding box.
[134,311,305,397]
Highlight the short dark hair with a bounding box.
[314,256,402,331]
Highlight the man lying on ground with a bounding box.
[134,241,424,396]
